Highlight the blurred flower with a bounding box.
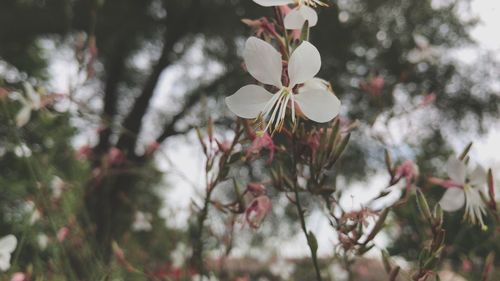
[461,259,473,273]
[30,209,41,225]
[246,132,276,163]
[13,83,42,128]
[0,88,8,100]
[420,92,436,107]
[10,272,27,281]
[57,227,70,242]
[108,147,125,166]
[145,141,161,156]
[360,75,385,97]
[75,144,92,160]
[408,34,440,63]
[0,234,17,272]
[392,160,419,191]
[252,0,325,30]
[436,156,488,229]
[131,211,152,232]
[226,37,340,134]
[22,201,40,225]
[50,176,66,199]
[37,234,49,250]
[245,195,272,228]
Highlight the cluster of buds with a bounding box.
[335,207,385,255]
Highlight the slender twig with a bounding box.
[291,136,323,281]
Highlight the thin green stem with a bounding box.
[291,136,323,281]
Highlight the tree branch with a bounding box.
[155,68,239,143]
[94,46,128,155]
[115,0,201,155]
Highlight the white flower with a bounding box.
[253,0,326,30]
[0,235,17,272]
[225,37,340,134]
[407,34,440,63]
[50,176,66,199]
[13,83,42,128]
[439,156,488,229]
[37,234,49,250]
[131,211,152,232]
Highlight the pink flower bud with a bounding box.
[108,147,125,165]
[247,183,266,197]
[420,92,436,107]
[57,227,69,242]
[246,133,275,164]
[393,160,419,191]
[428,177,463,189]
[75,144,92,160]
[145,141,161,156]
[242,17,278,38]
[462,259,473,273]
[215,139,231,154]
[245,196,272,229]
[10,273,27,281]
[360,75,385,97]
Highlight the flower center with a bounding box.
[259,87,296,135]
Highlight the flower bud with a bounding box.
[245,196,272,229]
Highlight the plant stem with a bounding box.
[291,136,323,281]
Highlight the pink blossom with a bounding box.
[10,273,27,281]
[393,160,419,191]
[245,196,272,229]
[420,92,436,107]
[57,227,69,242]
[108,147,125,165]
[360,75,385,97]
[428,177,463,189]
[246,133,276,164]
[0,88,8,100]
[145,141,161,156]
[462,259,473,273]
[75,144,92,160]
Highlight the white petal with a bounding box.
[253,0,294,7]
[244,37,283,88]
[300,78,329,92]
[469,165,487,187]
[0,235,17,254]
[413,34,429,48]
[288,41,321,87]
[284,8,306,30]
[225,85,274,119]
[439,188,465,212]
[15,106,31,128]
[446,156,466,183]
[295,89,340,122]
[0,254,11,272]
[24,82,41,109]
[284,6,318,30]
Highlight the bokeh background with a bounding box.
[1,0,499,280]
